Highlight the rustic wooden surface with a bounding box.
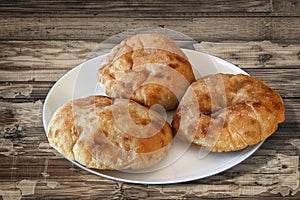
[0,0,299,199]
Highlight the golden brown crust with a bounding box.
[98,34,195,110]
[47,95,173,170]
[172,73,285,152]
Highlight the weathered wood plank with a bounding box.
[0,156,119,199]
[1,41,299,72]
[0,40,107,70]
[272,0,300,16]
[0,68,67,82]
[1,69,299,99]
[0,0,298,17]
[0,74,296,103]
[0,0,274,17]
[0,101,43,128]
[194,41,300,68]
[0,146,298,198]
[0,17,299,42]
[0,82,53,102]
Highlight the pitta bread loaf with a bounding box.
[98,34,195,110]
[172,73,285,152]
[48,95,173,169]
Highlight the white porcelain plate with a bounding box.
[43,49,263,184]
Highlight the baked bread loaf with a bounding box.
[98,34,195,110]
[172,73,285,152]
[47,95,173,170]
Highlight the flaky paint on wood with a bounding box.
[148,154,299,197]
[0,101,43,129]
[0,138,16,157]
[0,189,21,200]
[16,180,37,196]
[0,82,53,102]
[289,139,300,151]
[0,84,33,99]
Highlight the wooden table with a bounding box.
[0,1,299,199]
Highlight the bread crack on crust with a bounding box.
[246,102,263,142]
[172,73,285,152]
[47,95,173,170]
